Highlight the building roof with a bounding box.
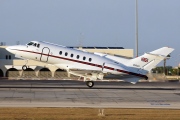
[67,46,124,49]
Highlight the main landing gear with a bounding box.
[86,81,94,88]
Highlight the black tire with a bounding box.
[86,81,94,88]
[22,65,27,71]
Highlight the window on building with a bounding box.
[77,55,80,59]
[71,54,73,58]
[5,55,8,59]
[9,55,11,59]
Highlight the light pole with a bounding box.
[177,67,179,76]
[177,55,180,76]
[135,0,138,57]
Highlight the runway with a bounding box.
[0,79,180,108]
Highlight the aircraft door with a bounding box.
[102,62,105,71]
[40,47,50,62]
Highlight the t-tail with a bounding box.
[123,47,174,84]
[126,47,174,73]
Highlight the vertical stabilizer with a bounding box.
[126,47,174,72]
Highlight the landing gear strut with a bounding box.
[22,59,28,71]
[86,81,94,88]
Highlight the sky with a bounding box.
[0,0,180,66]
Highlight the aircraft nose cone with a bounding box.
[6,46,17,54]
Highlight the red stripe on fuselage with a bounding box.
[14,49,148,79]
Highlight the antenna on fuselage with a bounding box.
[16,41,20,45]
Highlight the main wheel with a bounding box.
[22,65,27,71]
[86,81,94,88]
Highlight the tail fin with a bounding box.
[126,47,174,72]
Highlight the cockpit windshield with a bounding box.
[26,41,40,48]
[27,42,34,46]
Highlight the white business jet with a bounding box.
[6,41,174,88]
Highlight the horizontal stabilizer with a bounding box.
[150,47,174,56]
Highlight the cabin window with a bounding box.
[71,54,73,58]
[9,55,11,59]
[37,44,40,48]
[34,43,37,47]
[83,56,86,60]
[59,51,62,55]
[77,55,80,59]
[5,55,8,59]
[89,58,92,62]
[65,52,68,56]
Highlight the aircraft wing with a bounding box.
[15,54,26,60]
[69,69,105,81]
[69,69,102,74]
[69,69,144,84]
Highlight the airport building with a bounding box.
[0,46,133,79]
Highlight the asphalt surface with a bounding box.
[0,79,179,108]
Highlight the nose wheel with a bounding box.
[86,81,94,88]
[22,65,27,71]
[22,59,28,71]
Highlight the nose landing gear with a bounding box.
[22,60,28,71]
[22,65,27,71]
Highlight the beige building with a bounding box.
[0,46,133,78]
